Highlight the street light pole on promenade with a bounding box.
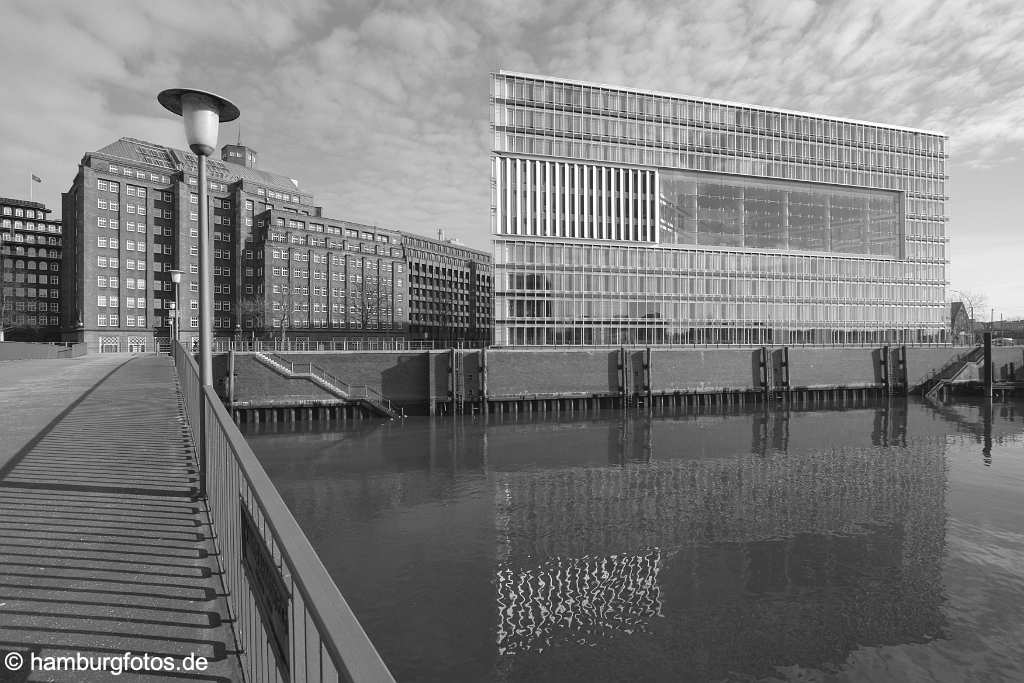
[169,268,183,345]
[158,88,239,499]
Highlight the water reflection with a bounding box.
[243,398,1024,682]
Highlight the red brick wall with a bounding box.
[650,349,758,392]
[486,349,616,397]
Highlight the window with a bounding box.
[190,300,199,310]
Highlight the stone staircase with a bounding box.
[920,346,984,400]
[252,352,399,419]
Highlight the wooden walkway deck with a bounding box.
[0,354,241,682]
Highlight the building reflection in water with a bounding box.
[242,398,1024,681]
[491,400,949,679]
[495,549,663,656]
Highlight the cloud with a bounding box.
[2,0,1024,315]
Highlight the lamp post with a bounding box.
[159,88,239,500]
[169,268,182,346]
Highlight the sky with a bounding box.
[1,0,1021,318]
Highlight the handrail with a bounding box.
[173,342,395,682]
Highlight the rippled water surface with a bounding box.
[243,398,1024,682]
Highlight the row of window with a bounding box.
[2,206,45,219]
[97,315,147,327]
[107,164,170,184]
[493,75,946,155]
[498,325,946,347]
[1,219,62,234]
[497,105,946,175]
[7,315,59,327]
[496,298,944,324]
[96,296,147,309]
[501,134,947,200]
[2,287,59,298]
[3,257,58,268]
[97,237,147,251]
[494,240,946,284]
[96,257,148,270]
[3,300,58,312]
[97,276,146,289]
[2,272,57,286]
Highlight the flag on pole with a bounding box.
[31,174,41,183]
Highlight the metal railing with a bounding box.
[257,352,396,417]
[921,345,985,398]
[214,338,436,352]
[173,341,395,683]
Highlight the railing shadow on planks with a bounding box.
[173,341,396,683]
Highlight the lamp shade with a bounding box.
[157,88,240,157]
[169,268,183,284]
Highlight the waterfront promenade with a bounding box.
[0,354,241,681]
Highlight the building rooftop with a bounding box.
[497,70,946,138]
[93,137,301,192]
[0,197,53,214]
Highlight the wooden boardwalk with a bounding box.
[0,354,241,682]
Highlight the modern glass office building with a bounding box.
[490,71,948,346]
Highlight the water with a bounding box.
[243,398,1024,682]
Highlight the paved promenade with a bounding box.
[0,354,242,682]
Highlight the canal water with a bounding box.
[243,398,1024,682]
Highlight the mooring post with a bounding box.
[480,347,488,415]
[781,346,791,398]
[880,345,890,394]
[448,347,457,414]
[644,347,653,410]
[759,347,770,398]
[618,347,627,408]
[427,350,436,416]
[984,332,993,399]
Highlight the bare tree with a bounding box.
[950,289,989,340]
[0,287,12,342]
[237,292,264,341]
[273,285,298,343]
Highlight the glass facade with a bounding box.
[490,71,949,346]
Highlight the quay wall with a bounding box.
[218,346,1024,413]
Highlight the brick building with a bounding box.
[0,197,63,340]
[247,211,407,339]
[61,136,491,350]
[62,137,323,350]
[401,230,493,345]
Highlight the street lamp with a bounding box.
[169,268,182,345]
[159,88,239,499]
